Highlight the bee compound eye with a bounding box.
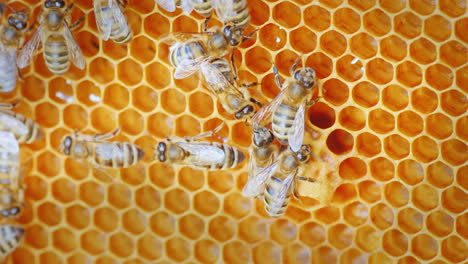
[1,210,8,217]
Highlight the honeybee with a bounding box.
[156,0,213,30]
[0,103,43,144]
[242,126,278,197]
[261,144,315,217]
[93,0,132,43]
[59,128,145,169]
[0,225,24,258]
[0,131,23,218]
[252,58,318,152]
[0,8,29,93]
[214,0,250,29]
[17,0,85,75]
[155,124,245,170]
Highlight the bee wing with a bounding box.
[94,0,113,40]
[213,0,235,23]
[289,103,305,152]
[0,113,28,138]
[174,56,210,79]
[251,87,287,129]
[0,131,20,153]
[17,25,44,68]
[200,60,243,95]
[180,0,194,14]
[64,23,85,69]
[155,0,176,12]
[159,31,211,44]
[276,171,297,201]
[243,160,278,197]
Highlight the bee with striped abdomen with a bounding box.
[94,0,132,43]
[17,0,85,75]
[243,126,278,197]
[252,58,318,152]
[214,0,250,29]
[0,8,29,93]
[0,225,24,258]
[155,124,245,170]
[260,144,315,217]
[0,103,43,144]
[59,128,145,169]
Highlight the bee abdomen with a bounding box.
[170,41,207,68]
[44,35,70,75]
[272,104,297,143]
[225,0,250,29]
[263,178,290,217]
[0,225,23,256]
[110,18,132,44]
[0,53,16,92]
[18,116,43,143]
[94,142,144,169]
[219,143,244,170]
[192,0,213,17]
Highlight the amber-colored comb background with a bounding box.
[1,0,467,263]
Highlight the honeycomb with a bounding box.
[1,0,467,263]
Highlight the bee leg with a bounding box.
[188,123,224,141]
[249,98,262,108]
[202,15,212,32]
[272,63,282,88]
[297,176,315,183]
[306,96,321,106]
[0,102,19,110]
[117,0,128,7]
[230,52,238,81]
[290,56,302,75]
[65,3,74,12]
[68,16,85,31]
[94,127,121,141]
[241,28,259,43]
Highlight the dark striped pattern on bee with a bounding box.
[94,0,132,43]
[264,175,291,217]
[223,0,250,29]
[211,142,244,170]
[169,40,208,68]
[206,57,235,86]
[272,103,298,144]
[0,111,43,144]
[192,0,213,17]
[0,225,23,257]
[44,34,70,74]
[0,53,17,93]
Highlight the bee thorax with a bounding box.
[167,145,186,162]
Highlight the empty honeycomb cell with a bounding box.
[172,14,198,32]
[359,180,382,203]
[253,241,281,264]
[305,52,333,79]
[409,0,436,15]
[21,76,44,102]
[52,228,76,253]
[108,183,132,209]
[102,37,129,61]
[176,115,201,138]
[109,233,134,258]
[224,193,251,219]
[81,229,106,255]
[178,167,204,192]
[394,12,422,39]
[320,30,347,58]
[94,207,118,232]
[135,186,160,212]
[80,181,105,206]
[340,248,366,264]
[411,87,438,114]
[75,31,99,58]
[117,59,143,86]
[332,184,357,204]
[130,36,156,63]
[223,241,250,264]
[33,54,53,79]
[397,159,424,186]
[350,33,378,59]
[441,40,468,67]
[37,151,60,177]
[397,207,423,234]
[290,27,317,54]
[259,23,287,51]
[426,113,453,140]
[145,62,171,89]
[369,109,395,134]
[326,129,354,155]
[314,206,340,224]
[90,107,117,132]
[440,0,467,17]
[239,216,267,243]
[339,157,367,180]
[166,237,191,262]
[76,80,102,106]
[39,251,62,264]
[67,252,90,264]
[457,166,468,190]
[412,234,439,260]
[164,188,189,214]
[356,225,379,252]
[456,213,468,239]
[352,81,379,108]
[119,109,144,135]
[150,211,175,237]
[63,105,88,130]
[95,255,118,264]
[427,161,454,188]
[122,209,146,235]
[338,106,365,131]
[312,246,339,264]
[25,175,47,201]
[247,0,269,26]
[383,229,408,256]
[283,243,310,264]
[66,204,90,229]
[412,136,439,163]
[455,17,468,42]
[245,47,272,74]
[274,49,299,76]
[412,184,439,211]
[384,181,409,207]
[148,112,173,138]
[208,171,233,193]
[161,89,187,115]
[188,91,214,118]
[308,102,336,129]
[194,190,220,216]
[397,111,423,137]
[380,0,406,12]
[137,234,162,261]
[441,89,467,117]
[322,79,350,107]
[456,116,468,141]
[270,219,297,245]
[37,202,61,227]
[370,203,394,230]
[52,178,76,203]
[363,9,392,36]
[25,224,48,249]
[180,214,205,239]
[424,15,452,42]
[336,55,364,82]
[410,38,437,64]
[442,186,467,213]
[49,77,73,104]
[343,202,368,226]
[304,5,331,31]
[132,85,158,112]
[299,221,326,247]
[380,35,407,62]
[209,216,236,242]
[328,224,353,249]
[369,252,393,264]
[232,122,252,147]
[427,210,454,237]
[366,58,394,84]
[334,8,361,34]
[35,102,60,128]
[441,236,468,263]
[143,12,169,38]
[149,163,175,189]
[286,206,312,223]
[349,0,376,11]
[396,61,422,87]
[426,64,454,91]
[195,239,220,264]
[370,157,394,182]
[89,58,115,84]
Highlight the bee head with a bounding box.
[235,105,254,119]
[294,67,316,89]
[45,0,66,8]
[61,135,73,155]
[156,142,167,162]
[223,24,242,46]
[1,206,21,217]
[295,144,311,162]
[8,12,28,30]
[253,127,274,147]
